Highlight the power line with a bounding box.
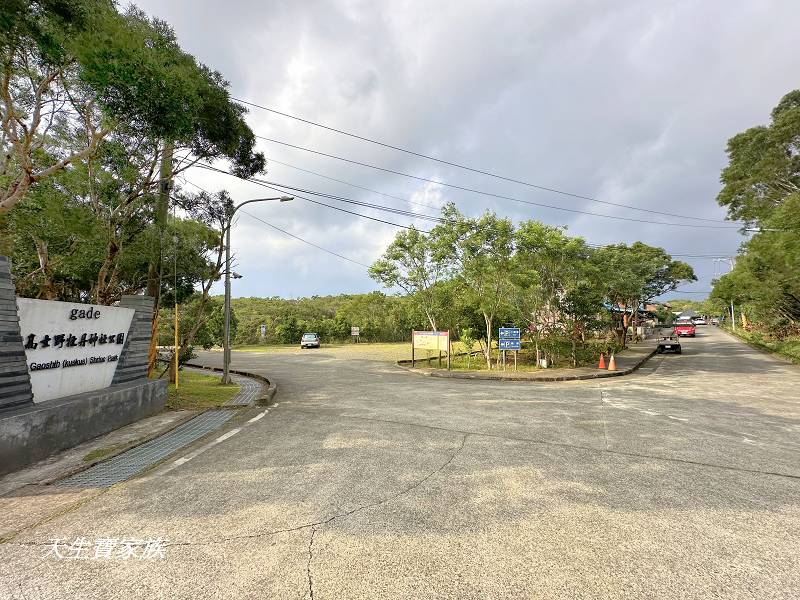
[236,96,737,224]
[265,156,443,212]
[194,167,740,265]
[182,178,723,286]
[255,136,740,230]
[198,164,431,233]
[183,177,371,269]
[248,177,443,223]
[238,209,371,268]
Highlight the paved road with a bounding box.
[2,326,799,599]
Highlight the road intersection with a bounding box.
[2,326,799,599]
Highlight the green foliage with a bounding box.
[158,295,235,350]
[369,227,447,330]
[712,89,800,338]
[229,292,421,346]
[1,0,264,214]
[370,205,695,368]
[717,90,800,226]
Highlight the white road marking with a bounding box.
[215,428,241,443]
[248,410,268,423]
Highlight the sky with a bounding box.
[134,0,800,300]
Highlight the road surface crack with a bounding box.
[306,525,316,600]
[0,431,470,552]
[299,433,467,599]
[314,411,800,481]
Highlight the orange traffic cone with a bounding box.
[608,354,617,371]
[598,353,606,369]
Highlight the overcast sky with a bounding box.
[134,0,800,300]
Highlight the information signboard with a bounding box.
[499,327,521,340]
[498,339,521,350]
[17,299,134,403]
[498,326,521,370]
[411,330,450,370]
[351,326,360,336]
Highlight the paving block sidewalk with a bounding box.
[398,341,657,381]
[0,370,265,541]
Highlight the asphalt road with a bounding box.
[2,326,799,599]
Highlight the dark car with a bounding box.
[657,335,681,354]
[300,332,320,349]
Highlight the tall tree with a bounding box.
[717,90,800,226]
[713,89,800,335]
[369,226,447,331]
[0,1,265,213]
[432,204,514,369]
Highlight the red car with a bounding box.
[673,320,696,337]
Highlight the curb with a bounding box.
[395,348,658,382]
[184,363,278,406]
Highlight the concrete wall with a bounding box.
[0,379,166,476]
[0,256,34,411]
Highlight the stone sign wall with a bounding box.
[0,256,166,475]
[0,256,33,411]
[17,298,135,403]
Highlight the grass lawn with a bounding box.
[229,339,616,369]
[231,341,415,362]
[164,370,241,410]
[83,442,131,463]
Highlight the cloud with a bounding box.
[135,0,800,298]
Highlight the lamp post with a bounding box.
[223,195,293,384]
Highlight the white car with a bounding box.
[692,317,707,325]
[300,333,321,349]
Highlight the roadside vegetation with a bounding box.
[723,328,800,365]
[709,90,800,361]
[10,2,775,375]
[164,371,240,410]
[0,0,264,384]
[369,208,695,370]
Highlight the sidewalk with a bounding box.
[0,369,270,542]
[396,341,657,382]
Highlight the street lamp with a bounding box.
[223,195,293,383]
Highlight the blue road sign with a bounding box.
[499,339,521,350]
[499,327,520,340]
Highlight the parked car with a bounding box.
[710,317,720,325]
[657,335,682,354]
[692,317,707,325]
[300,333,321,349]
[673,319,696,337]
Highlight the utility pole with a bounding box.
[715,257,737,330]
[147,141,173,376]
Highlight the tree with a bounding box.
[512,221,598,365]
[713,90,800,336]
[592,243,695,346]
[717,90,800,226]
[369,227,448,331]
[0,2,264,214]
[459,326,476,369]
[432,204,514,369]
